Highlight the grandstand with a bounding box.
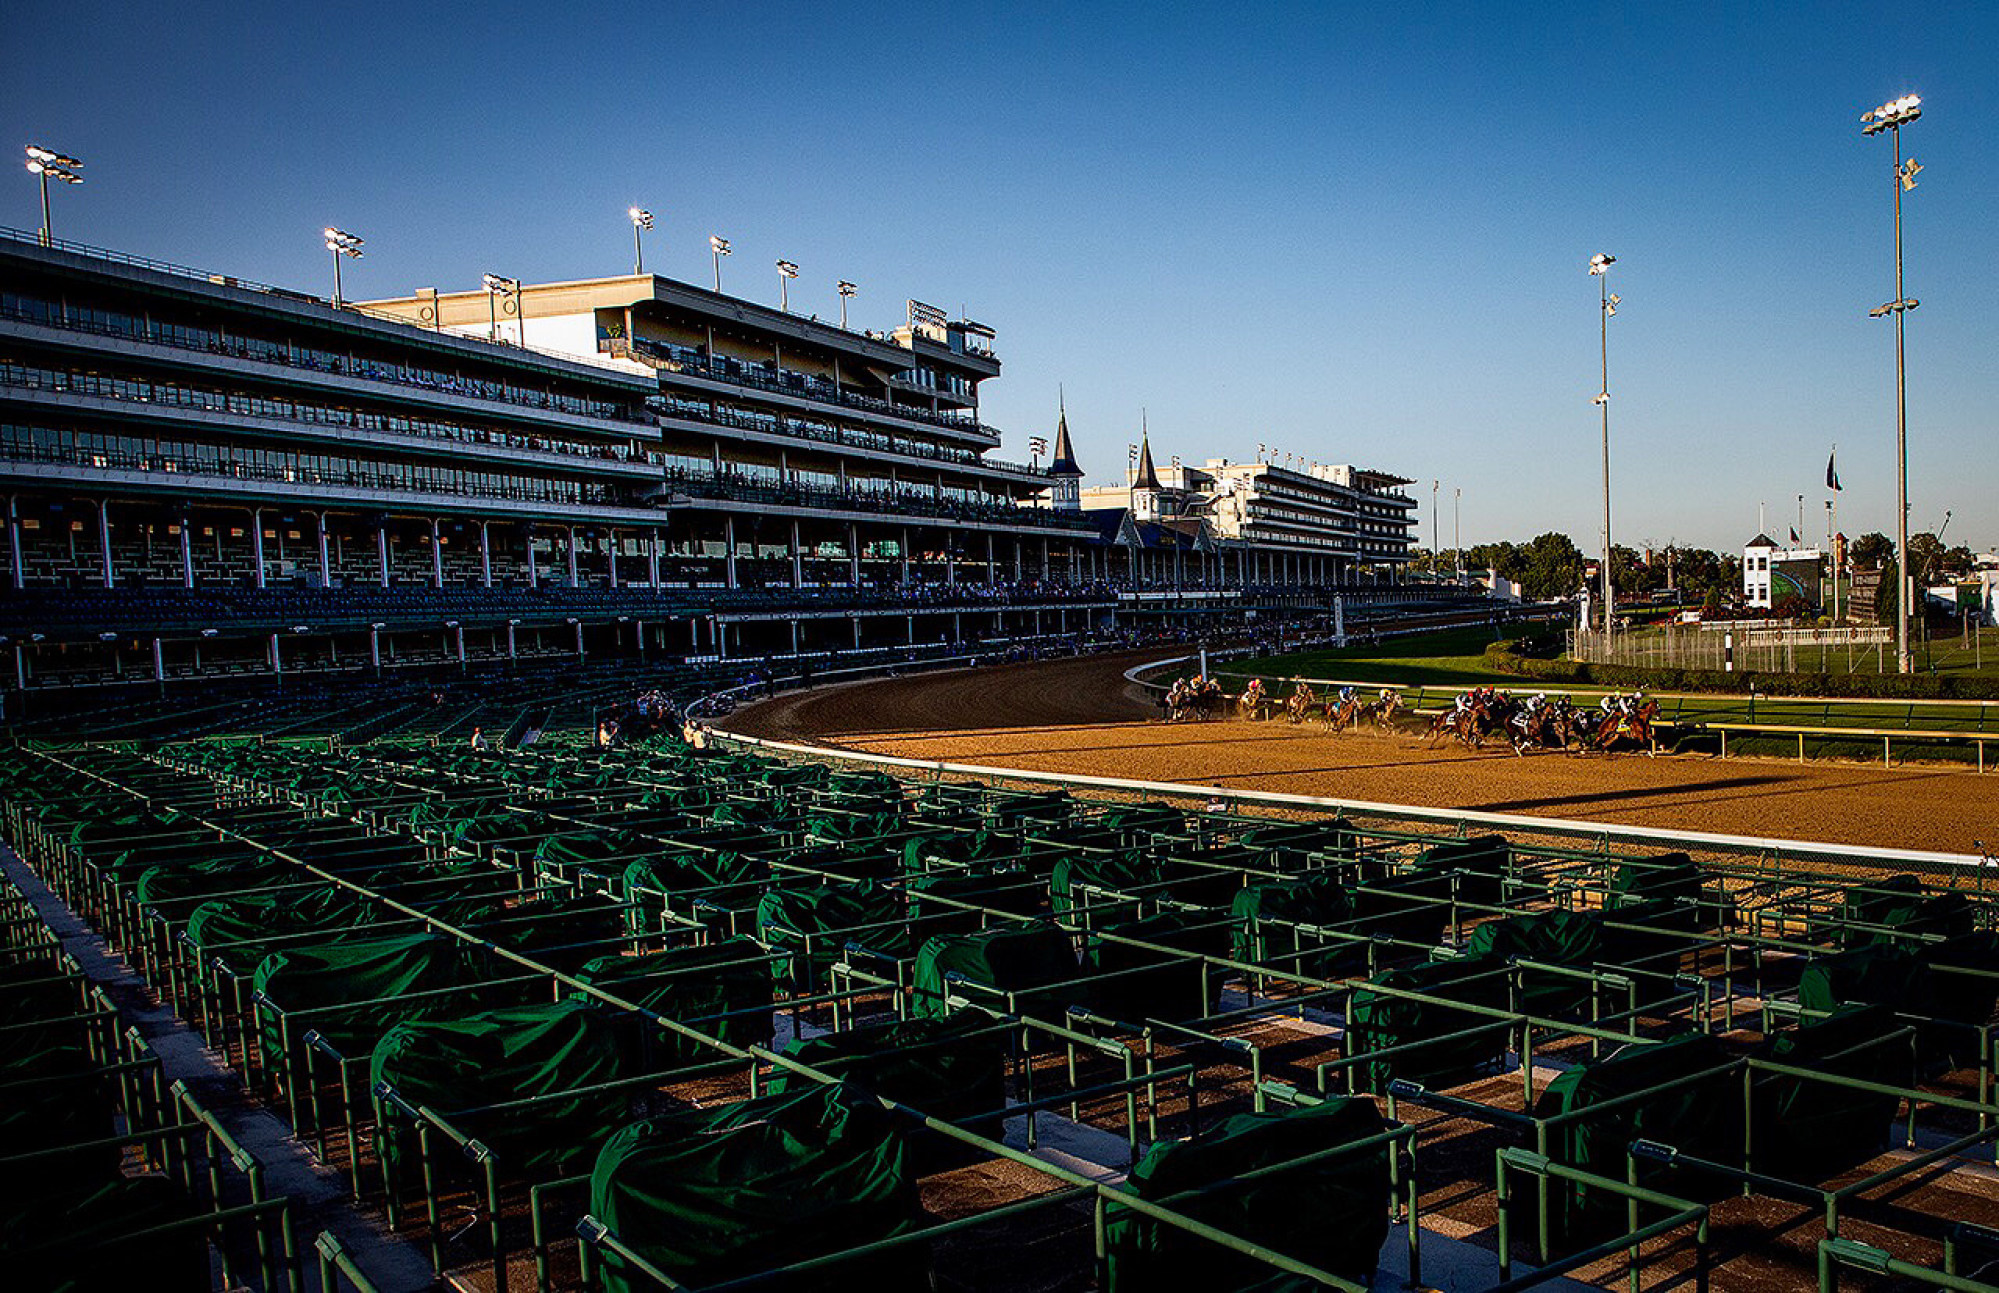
[4,671,1998,1290]
[0,227,1467,701]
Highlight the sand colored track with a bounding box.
[728,649,1996,855]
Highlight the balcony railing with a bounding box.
[0,363,658,473]
[629,337,1001,440]
[0,255,655,424]
[649,394,1043,479]
[662,469,1096,532]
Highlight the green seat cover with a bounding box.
[912,923,1079,1020]
[589,1082,922,1293]
[1105,1095,1390,1291]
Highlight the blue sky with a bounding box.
[7,2,1993,554]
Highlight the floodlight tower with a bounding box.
[323,228,363,306]
[1589,252,1619,636]
[775,259,799,312]
[24,145,82,246]
[709,235,730,292]
[1861,92,1923,674]
[628,207,653,274]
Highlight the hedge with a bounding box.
[1483,640,1999,701]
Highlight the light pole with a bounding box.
[323,228,363,307]
[1453,486,1462,584]
[1431,481,1440,585]
[482,273,523,346]
[25,145,82,247]
[776,259,799,313]
[709,235,730,292]
[628,207,653,275]
[837,280,856,329]
[1862,91,1922,674]
[1589,252,1619,636]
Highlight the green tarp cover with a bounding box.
[1238,818,1352,858]
[771,1015,1007,1164]
[371,1000,640,1174]
[912,923,1080,1020]
[1799,944,1931,1015]
[1412,835,1509,906]
[1105,1095,1390,1292]
[1349,876,1452,949]
[991,789,1074,826]
[476,896,626,971]
[1463,909,1603,1019]
[1348,956,1510,1093]
[1598,897,1708,968]
[756,883,909,991]
[900,828,1013,873]
[1050,851,1164,921]
[1097,803,1185,835]
[255,933,479,1063]
[1232,872,1355,971]
[1752,1005,1906,1178]
[754,762,829,788]
[621,850,767,897]
[1087,910,1231,1024]
[133,855,291,912]
[535,831,652,876]
[806,810,904,844]
[1533,1033,1739,1245]
[574,939,773,1061]
[1608,852,1701,903]
[0,1174,208,1293]
[184,886,383,968]
[906,868,1044,937]
[589,1081,922,1293]
[1837,875,1974,948]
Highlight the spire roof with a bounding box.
[1133,432,1161,491]
[1048,402,1083,477]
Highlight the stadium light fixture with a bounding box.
[837,280,857,329]
[1860,92,1922,673]
[776,259,799,313]
[628,206,653,274]
[710,235,731,292]
[324,227,364,306]
[24,144,81,247]
[482,273,524,346]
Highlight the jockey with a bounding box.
[1454,691,1473,714]
[1339,685,1357,705]
[1599,693,1617,716]
[1379,687,1396,706]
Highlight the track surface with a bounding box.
[729,650,1995,855]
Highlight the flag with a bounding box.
[1826,451,1841,492]
[1789,527,1800,544]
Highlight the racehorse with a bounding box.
[1594,699,1661,756]
[1238,678,1268,720]
[1286,682,1318,725]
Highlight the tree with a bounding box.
[1905,531,1946,586]
[1518,532,1585,601]
[1850,532,1894,570]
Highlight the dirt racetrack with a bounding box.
[727,649,1997,856]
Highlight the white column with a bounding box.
[506,621,517,660]
[377,522,390,588]
[317,513,331,588]
[1013,537,1023,581]
[429,518,444,588]
[455,624,466,664]
[369,625,381,671]
[562,527,577,587]
[901,528,912,584]
[848,523,860,586]
[152,637,164,682]
[98,499,115,589]
[724,517,739,590]
[7,496,22,591]
[647,529,660,587]
[268,632,282,675]
[607,530,619,589]
[525,523,539,588]
[179,512,193,589]
[480,521,493,588]
[249,507,266,590]
[790,521,803,588]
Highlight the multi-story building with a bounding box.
[0,230,1105,689]
[1080,441,1417,586]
